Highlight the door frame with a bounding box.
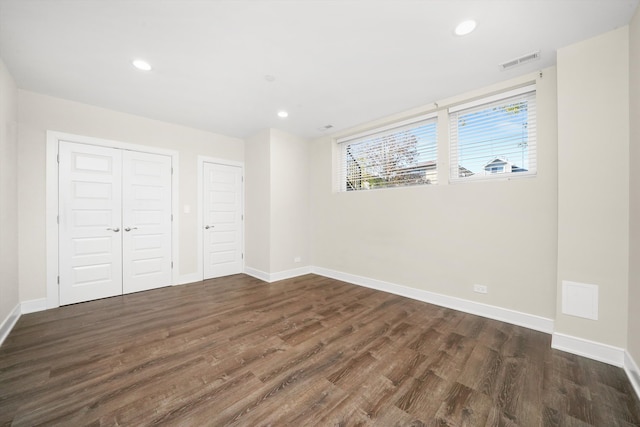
[197,156,245,281]
[46,131,180,308]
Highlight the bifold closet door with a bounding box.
[59,141,173,305]
[59,141,123,305]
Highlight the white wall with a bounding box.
[0,59,19,324]
[310,69,558,319]
[270,129,310,273]
[17,91,243,302]
[244,128,311,276]
[556,27,630,348]
[628,7,640,364]
[245,129,271,273]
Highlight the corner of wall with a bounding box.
[0,303,20,347]
[627,1,640,378]
[0,57,20,335]
[625,350,640,401]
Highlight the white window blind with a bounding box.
[337,115,438,191]
[449,85,536,182]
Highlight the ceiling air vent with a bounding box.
[500,50,540,71]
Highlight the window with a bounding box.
[337,114,438,191]
[449,84,536,181]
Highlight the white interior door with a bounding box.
[122,150,173,294]
[59,141,123,305]
[203,162,243,279]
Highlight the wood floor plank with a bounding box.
[395,370,449,418]
[1,273,638,426]
[434,382,492,426]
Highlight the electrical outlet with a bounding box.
[294,256,301,263]
[473,284,488,294]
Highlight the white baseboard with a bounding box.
[312,266,554,334]
[1,299,49,347]
[21,298,48,314]
[270,266,313,282]
[551,332,625,367]
[0,303,21,347]
[244,266,313,283]
[244,266,271,282]
[177,273,202,285]
[625,350,640,401]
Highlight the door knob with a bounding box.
[107,227,120,232]
[124,227,138,232]
[205,225,215,229]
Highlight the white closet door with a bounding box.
[59,141,123,305]
[203,163,243,279]
[122,150,173,294]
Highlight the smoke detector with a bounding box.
[500,51,540,71]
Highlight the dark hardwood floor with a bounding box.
[1,274,639,426]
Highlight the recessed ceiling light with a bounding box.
[277,111,289,118]
[454,20,477,36]
[132,59,152,71]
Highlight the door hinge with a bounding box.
[171,261,174,269]
[56,154,60,163]
[171,167,174,175]
[57,276,60,285]
[57,215,59,224]
[241,253,244,259]
[171,214,173,221]
[241,214,244,220]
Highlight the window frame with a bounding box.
[448,84,537,183]
[336,112,438,192]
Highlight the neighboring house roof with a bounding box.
[397,161,475,177]
[483,156,527,173]
[396,161,437,174]
[458,165,474,177]
[483,157,510,168]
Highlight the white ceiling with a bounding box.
[0,0,637,139]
